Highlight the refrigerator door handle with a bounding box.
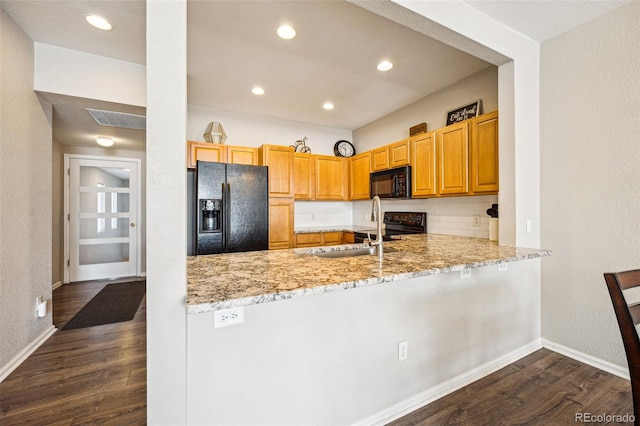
[225,182,231,251]
[221,183,226,250]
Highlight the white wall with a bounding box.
[34,43,146,107]
[353,66,498,152]
[188,104,352,156]
[187,260,540,424]
[0,9,55,378]
[540,1,640,367]
[146,1,188,424]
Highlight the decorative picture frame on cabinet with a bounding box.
[445,100,482,125]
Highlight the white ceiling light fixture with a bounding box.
[252,87,265,95]
[323,102,334,110]
[377,60,393,71]
[96,137,114,147]
[85,15,113,31]
[277,25,296,40]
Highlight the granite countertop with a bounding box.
[186,234,551,314]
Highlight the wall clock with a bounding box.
[334,140,355,158]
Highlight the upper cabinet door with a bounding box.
[371,146,389,171]
[436,122,468,195]
[389,139,410,168]
[227,146,258,165]
[470,111,499,193]
[188,141,226,168]
[293,152,314,200]
[349,151,372,200]
[410,132,436,197]
[260,145,294,197]
[315,155,347,200]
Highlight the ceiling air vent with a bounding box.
[86,108,146,130]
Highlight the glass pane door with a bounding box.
[68,159,138,282]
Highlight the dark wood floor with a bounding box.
[389,348,633,425]
[0,281,633,425]
[0,278,146,425]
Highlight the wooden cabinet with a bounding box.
[268,198,294,249]
[293,153,314,200]
[371,139,410,172]
[260,145,294,197]
[187,141,257,168]
[188,141,225,168]
[371,146,389,171]
[410,131,437,197]
[389,139,410,168]
[294,231,345,248]
[315,155,348,200]
[295,232,323,247]
[226,145,259,166]
[349,151,371,200]
[342,231,354,244]
[323,232,342,245]
[436,121,469,195]
[469,111,499,194]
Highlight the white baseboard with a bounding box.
[542,338,629,380]
[354,339,543,426]
[52,280,63,291]
[0,325,57,383]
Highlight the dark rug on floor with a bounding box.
[61,281,146,330]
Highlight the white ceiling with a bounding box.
[0,0,630,151]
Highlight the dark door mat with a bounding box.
[61,281,146,331]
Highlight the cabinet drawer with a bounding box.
[295,233,323,247]
[323,232,341,245]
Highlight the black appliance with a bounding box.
[370,166,411,199]
[191,161,269,255]
[354,211,427,243]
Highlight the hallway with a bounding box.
[0,279,146,424]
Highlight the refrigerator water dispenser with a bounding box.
[200,199,221,232]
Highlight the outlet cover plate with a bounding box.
[214,307,245,328]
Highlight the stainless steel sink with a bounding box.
[313,246,376,258]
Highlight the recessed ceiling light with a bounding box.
[252,87,265,95]
[85,15,113,31]
[277,25,296,40]
[377,61,393,71]
[96,137,114,147]
[323,102,334,110]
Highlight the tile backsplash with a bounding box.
[352,195,498,239]
[295,195,498,239]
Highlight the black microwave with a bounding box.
[370,166,411,198]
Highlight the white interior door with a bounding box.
[67,157,139,282]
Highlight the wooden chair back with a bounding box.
[604,269,640,425]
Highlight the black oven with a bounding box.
[354,211,427,243]
[370,166,411,198]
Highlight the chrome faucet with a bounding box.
[367,195,383,262]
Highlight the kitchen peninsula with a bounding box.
[186,235,550,424]
[186,234,550,313]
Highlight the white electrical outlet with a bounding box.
[473,215,481,227]
[214,306,245,328]
[526,219,533,234]
[460,269,471,279]
[398,341,408,362]
[498,263,508,272]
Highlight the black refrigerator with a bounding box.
[190,161,269,255]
